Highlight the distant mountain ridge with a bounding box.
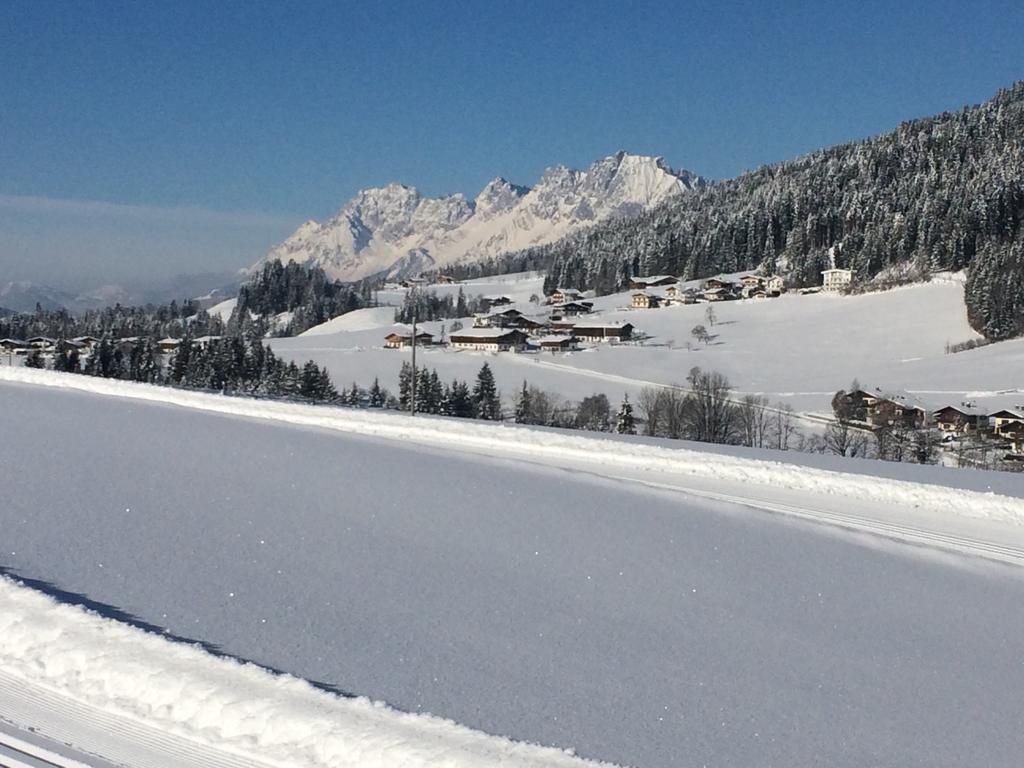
[257,152,703,282]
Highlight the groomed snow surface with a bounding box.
[0,577,604,768]
[3,369,1024,767]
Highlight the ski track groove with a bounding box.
[0,670,282,768]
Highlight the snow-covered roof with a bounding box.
[385,326,433,339]
[990,409,1024,419]
[157,337,180,345]
[0,338,27,345]
[934,403,986,416]
[572,320,633,330]
[536,335,575,344]
[871,388,931,411]
[630,275,676,285]
[449,327,523,339]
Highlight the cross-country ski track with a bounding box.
[3,367,1024,768]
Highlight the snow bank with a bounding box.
[0,576,611,768]
[3,367,1022,525]
[299,306,398,336]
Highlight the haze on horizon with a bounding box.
[1,0,1022,290]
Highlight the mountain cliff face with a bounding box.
[258,152,701,281]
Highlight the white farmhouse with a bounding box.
[449,328,528,352]
[821,268,852,293]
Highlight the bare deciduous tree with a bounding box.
[825,419,868,457]
[736,394,773,448]
[772,405,797,450]
[684,367,735,444]
[704,305,716,327]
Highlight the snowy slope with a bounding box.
[272,272,1024,418]
[2,375,1024,768]
[257,153,701,281]
[0,577,605,768]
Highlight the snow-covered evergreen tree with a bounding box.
[472,363,501,420]
[616,394,636,435]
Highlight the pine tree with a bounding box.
[398,361,413,410]
[615,394,637,435]
[473,363,501,420]
[369,378,386,407]
[448,379,475,418]
[514,380,532,424]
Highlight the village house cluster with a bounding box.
[833,387,1024,459]
[382,290,635,354]
[627,273,788,309]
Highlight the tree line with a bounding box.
[393,288,488,323]
[231,260,375,336]
[33,333,339,403]
[0,300,224,342]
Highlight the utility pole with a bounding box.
[410,303,418,416]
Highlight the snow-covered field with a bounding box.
[269,272,1024,418]
[3,371,1024,766]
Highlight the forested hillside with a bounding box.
[524,82,1024,339]
[231,260,374,336]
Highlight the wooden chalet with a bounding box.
[384,328,434,349]
[508,315,547,332]
[989,409,1024,436]
[548,288,582,304]
[631,292,661,309]
[842,388,929,429]
[870,396,928,429]
[157,337,181,354]
[702,277,733,291]
[550,319,577,332]
[765,275,785,294]
[934,405,986,435]
[26,336,56,349]
[535,334,579,352]
[474,308,524,328]
[449,327,528,352]
[483,295,513,307]
[739,275,763,288]
[571,321,633,341]
[0,338,29,354]
[703,287,731,302]
[551,300,592,316]
[72,335,100,351]
[629,275,677,290]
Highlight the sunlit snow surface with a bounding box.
[269,272,1024,417]
[2,377,1024,767]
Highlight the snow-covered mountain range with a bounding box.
[257,152,702,282]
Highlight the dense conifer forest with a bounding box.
[467,82,1024,340]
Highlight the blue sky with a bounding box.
[1,0,1022,288]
